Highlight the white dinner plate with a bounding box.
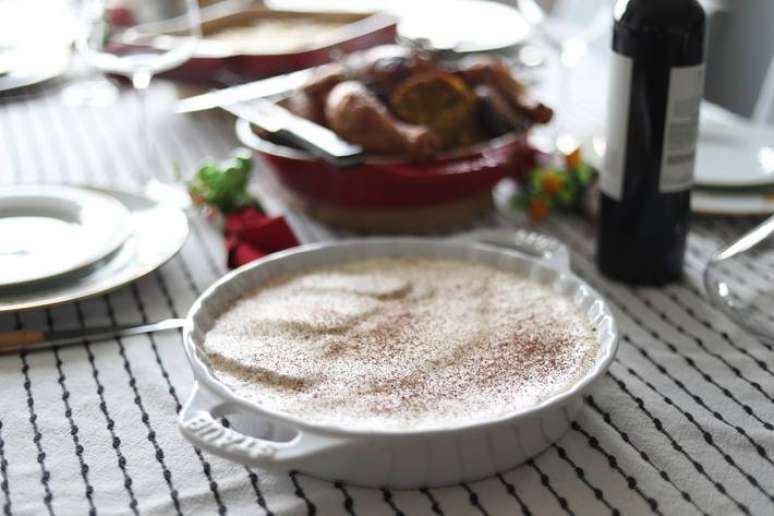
[396,0,530,55]
[0,185,132,288]
[577,132,774,216]
[0,188,189,312]
[270,0,530,55]
[694,121,774,188]
[0,45,70,93]
[691,189,774,216]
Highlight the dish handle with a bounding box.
[179,382,347,467]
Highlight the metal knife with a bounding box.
[225,100,364,167]
[176,67,317,114]
[0,318,185,355]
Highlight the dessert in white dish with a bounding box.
[204,258,599,430]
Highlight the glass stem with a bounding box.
[132,70,155,181]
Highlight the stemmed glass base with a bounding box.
[60,77,118,107]
[145,178,192,210]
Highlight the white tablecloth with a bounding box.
[1,52,773,516]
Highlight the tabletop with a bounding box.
[1,56,774,516]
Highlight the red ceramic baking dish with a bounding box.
[163,7,397,83]
[235,118,538,232]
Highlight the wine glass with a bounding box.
[77,0,200,201]
[60,0,120,107]
[704,215,774,341]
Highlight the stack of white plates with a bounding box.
[577,103,774,216]
[691,106,774,216]
[0,184,188,312]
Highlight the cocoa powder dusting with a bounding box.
[204,258,599,430]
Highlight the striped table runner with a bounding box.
[1,77,773,516]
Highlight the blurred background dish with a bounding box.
[0,185,131,288]
[0,0,73,93]
[691,188,774,216]
[0,188,189,313]
[237,117,536,232]
[268,0,531,56]
[230,42,551,233]
[158,4,397,84]
[0,45,71,93]
[694,120,774,188]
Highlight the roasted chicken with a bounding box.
[279,45,553,159]
[325,81,440,159]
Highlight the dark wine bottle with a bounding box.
[596,0,705,285]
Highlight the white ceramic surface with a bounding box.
[0,45,70,92]
[691,189,774,216]
[0,185,132,288]
[0,187,188,312]
[179,237,618,488]
[695,121,774,188]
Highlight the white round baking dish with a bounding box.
[179,237,618,488]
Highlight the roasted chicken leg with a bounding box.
[324,81,440,159]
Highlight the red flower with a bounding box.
[223,207,300,268]
[542,174,562,195]
[528,197,549,221]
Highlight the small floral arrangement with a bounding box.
[512,147,597,221]
[188,150,299,268]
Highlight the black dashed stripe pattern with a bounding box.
[289,471,317,515]
[549,224,774,443]
[20,353,55,516]
[6,83,774,514]
[569,422,661,515]
[52,348,97,516]
[553,219,774,426]
[333,482,356,515]
[0,419,11,516]
[101,295,186,515]
[419,488,444,515]
[552,444,620,515]
[75,303,140,516]
[616,353,774,504]
[584,395,711,516]
[527,459,575,516]
[629,288,774,428]
[460,483,490,516]
[380,488,404,516]
[43,306,97,516]
[607,368,750,514]
[495,474,531,516]
[145,261,274,514]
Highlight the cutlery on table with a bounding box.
[0,318,185,355]
[225,99,365,167]
[176,66,317,114]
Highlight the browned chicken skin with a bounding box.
[280,46,552,159]
[324,81,441,159]
[457,57,554,124]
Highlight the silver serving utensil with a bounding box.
[176,66,318,114]
[0,318,185,355]
[226,100,364,167]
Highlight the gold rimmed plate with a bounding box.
[0,187,189,312]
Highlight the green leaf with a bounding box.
[187,151,256,213]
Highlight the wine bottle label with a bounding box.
[659,64,705,193]
[601,52,633,201]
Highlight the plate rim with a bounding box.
[0,184,133,288]
[0,186,189,313]
[0,45,70,93]
[694,122,774,188]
